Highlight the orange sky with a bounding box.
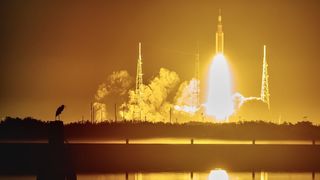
[1,0,319,123]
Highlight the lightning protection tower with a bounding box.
[134,42,143,120]
[135,42,143,97]
[260,45,270,110]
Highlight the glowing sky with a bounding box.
[1,0,320,123]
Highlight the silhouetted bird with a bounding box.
[55,105,65,120]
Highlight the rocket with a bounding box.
[215,9,224,54]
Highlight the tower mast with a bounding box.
[136,42,143,95]
[215,9,224,54]
[260,45,270,110]
[135,42,144,120]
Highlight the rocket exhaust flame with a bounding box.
[206,54,234,121]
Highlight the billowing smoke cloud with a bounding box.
[231,92,273,121]
[121,68,180,122]
[95,83,108,101]
[173,78,200,114]
[95,70,133,101]
[94,70,133,121]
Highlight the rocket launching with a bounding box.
[215,9,224,54]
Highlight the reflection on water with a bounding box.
[255,140,314,145]
[68,138,318,145]
[81,172,320,180]
[76,172,320,180]
[1,138,319,145]
[1,172,319,180]
[260,171,268,180]
[208,169,229,180]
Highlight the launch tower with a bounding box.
[135,42,143,98]
[260,45,270,110]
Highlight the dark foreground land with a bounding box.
[0,117,320,140]
[0,117,320,176]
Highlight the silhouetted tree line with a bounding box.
[0,117,49,140]
[0,116,319,140]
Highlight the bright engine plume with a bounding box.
[206,54,234,121]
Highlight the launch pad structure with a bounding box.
[129,9,270,121]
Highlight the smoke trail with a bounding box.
[121,68,180,122]
[232,92,261,110]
